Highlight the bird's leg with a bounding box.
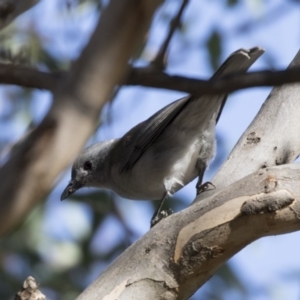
[196,181,216,195]
[195,162,216,195]
[150,192,173,228]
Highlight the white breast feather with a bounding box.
[163,139,200,194]
[163,124,216,195]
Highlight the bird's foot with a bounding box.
[150,208,173,228]
[196,181,216,195]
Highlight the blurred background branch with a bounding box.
[0,0,40,30]
[151,0,189,69]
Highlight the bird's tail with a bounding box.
[211,47,265,123]
[212,47,265,80]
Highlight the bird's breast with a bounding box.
[109,128,215,200]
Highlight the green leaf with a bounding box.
[206,30,222,71]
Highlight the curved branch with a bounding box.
[74,163,300,300]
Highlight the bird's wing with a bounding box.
[119,96,190,172]
[119,47,265,173]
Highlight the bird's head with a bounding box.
[60,140,116,200]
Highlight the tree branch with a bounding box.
[0,0,163,236]
[0,0,40,30]
[2,63,300,96]
[74,163,300,300]
[0,64,62,90]
[151,0,189,69]
[127,66,300,94]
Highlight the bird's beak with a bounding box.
[60,180,83,201]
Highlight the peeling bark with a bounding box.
[75,164,300,300]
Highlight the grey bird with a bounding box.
[61,47,264,226]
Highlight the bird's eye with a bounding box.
[83,161,92,171]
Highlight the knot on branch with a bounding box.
[180,239,224,271]
[264,175,278,192]
[241,190,294,215]
[246,131,261,145]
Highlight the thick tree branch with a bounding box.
[0,0,163,236]
[75,163,300,300]
[1,63,300,95]
[75,49,300,299]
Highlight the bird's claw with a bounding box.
[150,208,173,227]
[196,181,216,195]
